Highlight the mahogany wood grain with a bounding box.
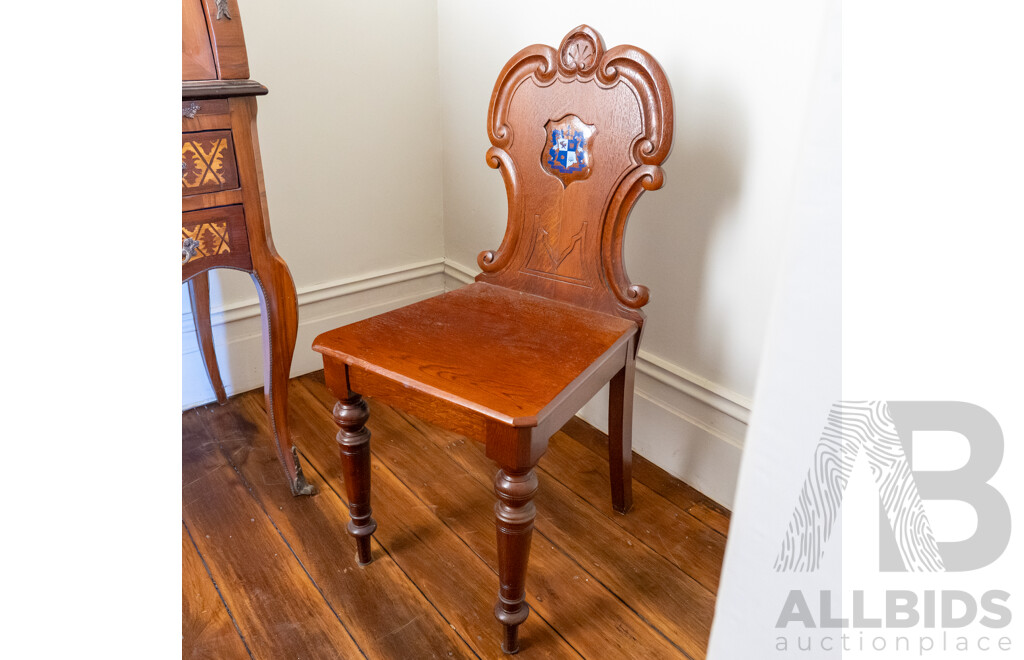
[607,344,636,513]
[285,382,581,658]
[187,272,227,404]
[203,392,478,659]
[181,409,363,658]
[200,0,250,80]
[181,523,249,659]
[332,390,377,565]
[182,0,216,81]
[182,189,244,213]
[494,468,539,654]
[315,282,636,427]
[183,98,229,124]
[311,26,674,653]
[339,361,492,442]
[298,374,688,659]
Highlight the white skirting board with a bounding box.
[182,258,748,508]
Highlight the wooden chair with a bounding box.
[313,25,673,654]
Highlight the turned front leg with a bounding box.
[494,467,539,654]
[333,394,377,565]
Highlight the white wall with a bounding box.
[708,2,840,655]
[437,0,831,506]
[182,0,446,407]
[182,0,834,508]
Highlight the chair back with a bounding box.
[477,25,674,327]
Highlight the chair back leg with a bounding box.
[608,355,636,513]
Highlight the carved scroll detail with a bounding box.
[481,48,556,273]
[479,147,522,273]
[602,165,664,308]
[595,46,673,309]
[597,47,673,165]
[488,51,557,149]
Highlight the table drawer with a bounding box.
[182,99,230,130]
[182,204,252,280]
[182,130,240,196]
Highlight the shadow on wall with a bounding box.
[628,77,748,391]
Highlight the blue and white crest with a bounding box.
[549,128,585,173]
[543,115,596,187]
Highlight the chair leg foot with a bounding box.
[494,467,538,654]
[334,393,377,565]
[346,525,373,566]
[498,615,522,654]
[288,446,317,497]
[494,599,528,654]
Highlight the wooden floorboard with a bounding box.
[182,523,251,660]
[202,393,477,659]
[182,409,364,659]
[538,428,725,593]
[183,371,729,659]
[561,417,732,538]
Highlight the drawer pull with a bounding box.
[216,0,232,20]
[183,101,200,119]
[182,237,200,264]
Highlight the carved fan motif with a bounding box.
[564,39,595,69]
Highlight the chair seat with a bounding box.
[313,282,637,428]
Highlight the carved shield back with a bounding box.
[477,25,674,327]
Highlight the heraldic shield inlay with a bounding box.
[543,115,596,187]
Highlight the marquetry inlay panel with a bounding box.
[182,222,231,263]
[182,204,252,280]
[182,130,240,195]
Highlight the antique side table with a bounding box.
[182,0,314,495]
